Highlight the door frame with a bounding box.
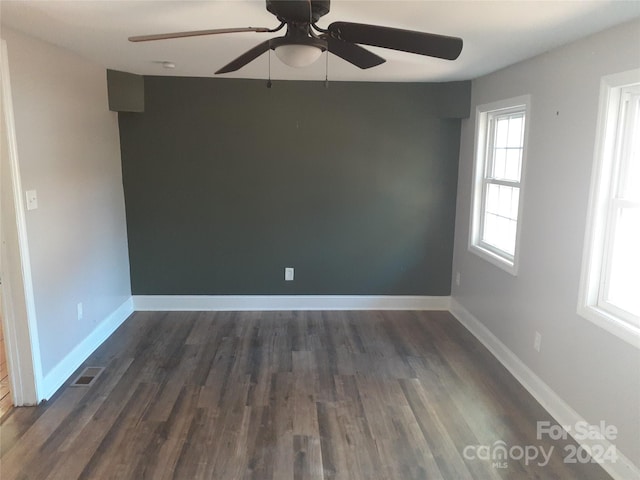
[0,38,42,405]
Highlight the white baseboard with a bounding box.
[39,298,134,401]
[132,295,451,312]
[449,298,639,480]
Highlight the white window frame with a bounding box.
[578,69,640,348]
[469,95,531,275]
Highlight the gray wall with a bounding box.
[4,28,132,378]
[451,20,640,467]
[119,77,468,295]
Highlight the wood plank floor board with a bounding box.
[388,404,445,479]
[0,310,612,479]
[316,401,352,480]
[293,434,323,480]
[168,405,209,480]
[137,384,202,480]
[219,404,250,480]
[187,392,225,479]
[399,377,476,480]
[76,381,161,480]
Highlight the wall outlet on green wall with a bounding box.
[285,268,294,281]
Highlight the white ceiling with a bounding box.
[1,1,639,82]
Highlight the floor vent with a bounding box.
[70,367,104,387]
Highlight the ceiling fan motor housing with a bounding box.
[266,0,330,24]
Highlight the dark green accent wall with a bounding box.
[118,76,468,295]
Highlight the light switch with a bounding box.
[26,190,38,210]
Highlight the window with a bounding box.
[579,69,640,347]
[469,95,530,274]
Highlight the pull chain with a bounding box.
[325,49,329,88]
[267,48,272,88]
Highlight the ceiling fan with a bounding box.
[128,0,463,74]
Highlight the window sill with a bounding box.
[577,304,640,348]
[469,243,518,276]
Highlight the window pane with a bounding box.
[605,206,640,317]
[504,148,522,182]
[510,187,520,219]
[490,112,525,181]
[505,218,517,255]
[483,213,498,246]
[495,117,509,148]
[486,183,499,214]
[482,184,520,256]
[483,214,516,256]
[498,185,511,217]
[507,114,524,148]
[485,184,519,220]
[619,95,640,202]
[623,144,639,202]
[492,148,507,179]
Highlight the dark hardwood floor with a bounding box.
[0,310,611,479]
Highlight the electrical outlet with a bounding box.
[77,302,83,321]
[284,267,294,281]
[455,272,461,286]
[534,331,542,352]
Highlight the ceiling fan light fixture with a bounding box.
[274,44,323,68]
